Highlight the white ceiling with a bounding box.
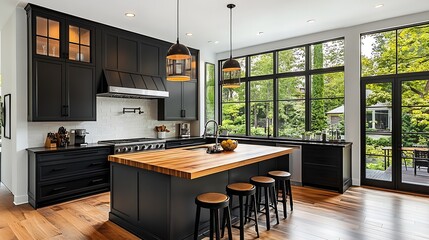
[2,0,429,53]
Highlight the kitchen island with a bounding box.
[108,144,293,240]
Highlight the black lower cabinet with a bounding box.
[27,146,111,208]
[302,144,352,193]
[109,155,289,240]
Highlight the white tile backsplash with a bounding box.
[27,97,199,147]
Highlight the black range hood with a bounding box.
[98,69,169,99]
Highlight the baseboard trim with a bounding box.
[352,178,361,186]
[14,194,29,205]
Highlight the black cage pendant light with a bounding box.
[222,4,241,88]
[166,0,191,81]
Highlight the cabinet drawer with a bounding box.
[39,157,108,181]
[40,172,109,200]
[37,148,111,162]
[302,145,341,166]
[302,164,339,188]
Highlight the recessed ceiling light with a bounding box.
[125,13,135,17]
[185,33,193,36]
[214,41,219,44]
[257,32,264,36]
[375,4,384,8]
[307,19,316,23]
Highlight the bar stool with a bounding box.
[249,176,279,230]
[268,171,293,219]
[194,192,233,240]
[223,183,259,240]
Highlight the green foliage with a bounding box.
[205,63,215,122]
[362,25,429,151]
[221,40,345,138]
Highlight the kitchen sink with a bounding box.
[185,145,223,154]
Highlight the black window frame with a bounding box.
[218,37,345,139]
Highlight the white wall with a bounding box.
[217,10,429,186]
[0,7,28,204]
[28,97,198,147]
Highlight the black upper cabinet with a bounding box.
[26,4,96,121]
[158,50,199,121]
[102,30,164,76]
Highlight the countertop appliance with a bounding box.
[179,123,191,138]
[70,129,89,146]
[98,138,166,154]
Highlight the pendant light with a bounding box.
[222,4,241,88]
[166,0,191,81]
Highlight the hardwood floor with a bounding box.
[1,182,429,240]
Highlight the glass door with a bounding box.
[362,80,394,188]
[399,79,429,193]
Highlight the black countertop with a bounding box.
[26,143,112,153]
[215,136,352,147]
[164,136,204,142]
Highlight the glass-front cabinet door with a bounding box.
[35,16,61,58]
[34,15,93,64]
[68,25,91,63]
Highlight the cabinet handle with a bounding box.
[91,178,104,183]
[52,187,67,191]
[181,110,186,118]
[62,105,69,117]
[90,162,104,166]
[52,167,66,172]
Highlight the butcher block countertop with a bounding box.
[108,144,293,179]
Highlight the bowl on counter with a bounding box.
[221,139,238,151]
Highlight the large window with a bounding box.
[221,83,246,135]
[219,38,345,139]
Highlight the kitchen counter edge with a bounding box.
[26,143,112,153]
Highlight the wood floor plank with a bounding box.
[2,183,429,239]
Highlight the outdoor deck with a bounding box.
[366,166,429,185]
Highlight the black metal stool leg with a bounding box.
[282,180,287,218]
[271,185,279,225]
[194,206,201,240]
[226,206,233,240]
[210,209,214,240]
[287,180,293,211]
[252,194,260,238]
[215,209,220,240]
[244,195,249,224]
[264,187,271,230]
[239,196,244,240]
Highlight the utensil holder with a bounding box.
[157,132,166,139]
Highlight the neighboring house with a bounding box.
[366,102,392,131]
[326,105,344,126]
[327,103,392,131]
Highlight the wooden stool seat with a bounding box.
[226,183,255,195]
[196,193,229,205]
[268,171,293,219]
[225,183,259,240]
[268,170,291,179]
[250,176,275,186]
[194,192,232,240]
